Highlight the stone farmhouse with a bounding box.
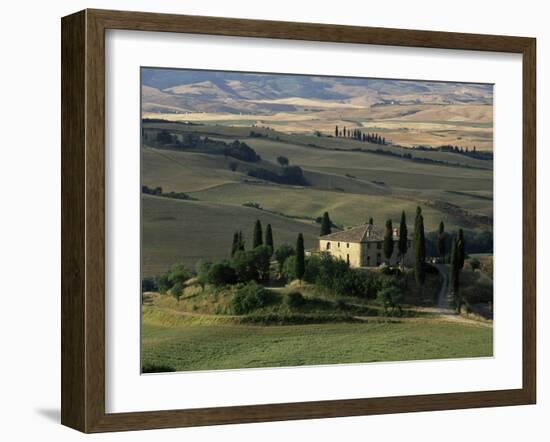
[316,223,414,268]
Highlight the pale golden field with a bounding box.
[143,102,493,150]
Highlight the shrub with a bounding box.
[230,282,270,314]
[303,255,322,283]
[285,291,306,308]
[142,363,176,373]
[194,259,212,290]
[141,277,158,292]
[170,281,185,301]
[274,244,295,272]
[377,285,404,315]
[469,258,481,271]
[166,263,191,286]
[381,266,401,276]
[155,273,171,294]
[207,261,237,286]
[231,248,271,283]
[282,255,297,282]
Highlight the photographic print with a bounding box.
[140,68,494,374]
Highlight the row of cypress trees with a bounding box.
[334,125,387,145]
[230,220,306,282]
[231,220,274,257]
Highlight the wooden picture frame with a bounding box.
[61,8,536,433]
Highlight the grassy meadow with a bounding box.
[142,318,493,371]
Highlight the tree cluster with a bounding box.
[335,125,386,145]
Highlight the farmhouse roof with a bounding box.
[320,224,397,243]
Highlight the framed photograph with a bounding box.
[61,9,536,433]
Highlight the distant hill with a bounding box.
[141,68,493,115]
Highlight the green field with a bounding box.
[142,195,321,276]
[142,121,493,275]
[142,315,493,371]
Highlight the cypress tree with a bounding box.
[368,217,374,225]
[398,211,408,268]
[295,233,305,280]
[265,224,274,256]
[320,211,332,236]
[231,231,239,257]
[450,237,461,312]
[414,211,426,286]
[253,220,263,248]
[335,125,339,137]
[343,126,347,137]
[238,230,245,251]
[383,219,394,264]
[457,228,465,269]
[437,221,446,261]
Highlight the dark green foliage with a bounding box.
[383,219,394,263]
[265,224,274,256]
[155,263,191,295]
[247,165,308,186]
[437,221,446,259]
[282,255,297,282]
[142,363,176,373]
[320,211,332,236]
[253,245,272,282]
[377,285,404,315]
[232,250,259,283]
[309,254,373,299]
[154,130,261,162]
[207,261,237,286]
[232,246,272,283]
[141,277,158,292]
[230,282,270,314]
[414,209,426,286]
[303,255,322,283]
[398,211,408,265]
[142,185,196,201]
[457,229,465,269]
[469,257,481,271]
[285,291,306,308]
[335,125,339,137]
[170,281,184,301]
[450,238,462,312]
[195,259,212,290]
[368,217,374,225]
[274,244,295,272]
[156,129,174,144]
[381,266,402,276]
[225,140,261,162]
[276,155,289,167]
[231,231,240,257]
[253,219,263,248]
[237,231,245,251]
[166,263,191,287]
[295,233,305,280]
[425,229,492,257]
[155,273,170,295]
[142,185,163,195]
